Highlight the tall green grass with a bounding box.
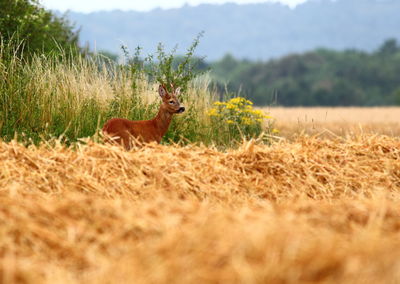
[0,40,272,147]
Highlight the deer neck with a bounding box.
[153,105,173,137]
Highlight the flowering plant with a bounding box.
[207,97,274,142]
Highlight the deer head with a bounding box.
[158,84,185,114]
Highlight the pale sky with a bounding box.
[40,0,308,13]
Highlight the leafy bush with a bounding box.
[122,32,206,93]
[207,97,274,145]
[0,0,79,56]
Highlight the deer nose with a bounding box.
[177,107,185,113]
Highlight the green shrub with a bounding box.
[207,97,274,145]
[0,0,79,56]
[145,32,206,93]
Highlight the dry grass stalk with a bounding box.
[0,135,400,283]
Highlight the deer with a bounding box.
[102,84,185,150]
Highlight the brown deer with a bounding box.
[102,84,185,150]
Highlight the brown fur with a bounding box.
[102,85,184,150]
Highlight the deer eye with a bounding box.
[169,100,174,104]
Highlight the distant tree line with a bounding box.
[2,0,399,106]
[85,39,400,107]
[208,39,400,106]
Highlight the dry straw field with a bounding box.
[2,39,400,283]
[267,107,400,139]
[1,130,400,283]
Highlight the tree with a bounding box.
[394,89,400,106]
[0,0,79,55]
[209,39,400,106]
[378,39,399,56]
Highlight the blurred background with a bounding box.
[38,0,400,107]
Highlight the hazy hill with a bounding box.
[66,0,400,60]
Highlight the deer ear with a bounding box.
[158,85,169,98]
[175,87,181,96]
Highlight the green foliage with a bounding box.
[121,33,207,93]
[0,0,79,56]
[394,89,400,106]
[209,39,400,106]
[145,32,206,93]
[207,97,273,145]
[0,40,155,145]
[120,33,219,145]
[97,50,118,62]
[0,39,271,148]
[378,39,400,56]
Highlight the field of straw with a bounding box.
[1,133,400,283]
[267,107,400,139]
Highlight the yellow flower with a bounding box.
[226,103,236,110]
[213,101,225,106]
[241,117,253,125]
[207,108,219,117]
[272,128,280,134]
[230,97,241,103]
[251,109,263,116]
[210,97,272,129]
